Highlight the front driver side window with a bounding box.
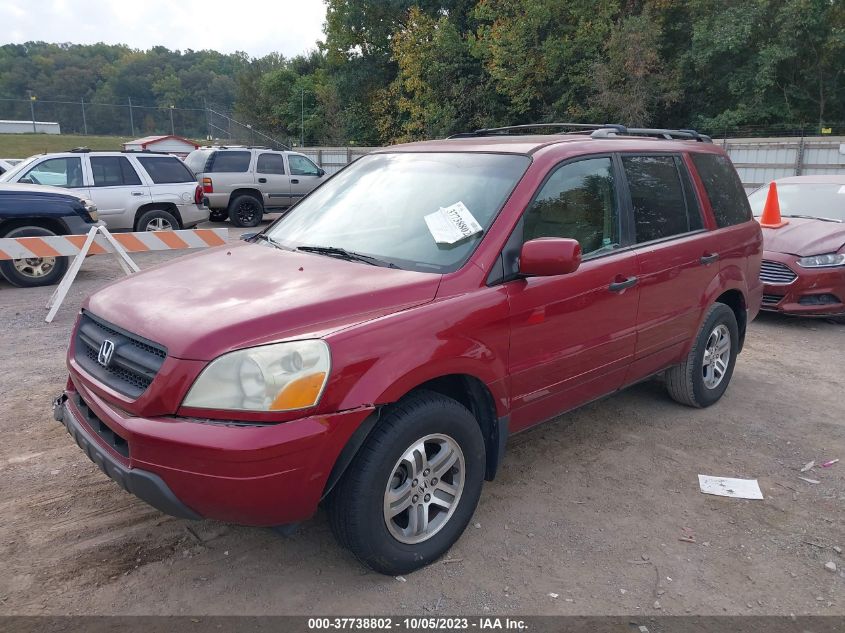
[289,154,320,176]
[23,157,84,188]
[522,157,619,256]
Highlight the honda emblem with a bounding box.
[97,339,115,367]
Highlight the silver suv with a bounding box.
[185,147,326,227]
[0,150,208,231]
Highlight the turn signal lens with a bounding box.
[202,177,213,194]
[270,372,327,410]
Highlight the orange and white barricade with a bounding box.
[0,225,228,322]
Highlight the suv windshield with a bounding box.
[266,152,530,273]
[748,183,845,221]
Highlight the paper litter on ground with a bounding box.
[698,475,763,499]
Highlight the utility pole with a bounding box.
[81,97,88,135]
[27,91,36,133]
[203,97,211,140]
[301,86,305,147]
[169,105,175,136]
[128,97,135,136]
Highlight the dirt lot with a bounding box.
[1,219,843,616]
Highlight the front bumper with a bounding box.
[56,376,375,526]
[761,251,845,317]
[53,393,200,520]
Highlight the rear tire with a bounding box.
[327,390,485,575]
[666,303,739,408]
[136,209,179,232]
[0,226,68,288]
[228,195,264,228]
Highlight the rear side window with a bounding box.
[257,153,285,174]
[523,157,619,256]
[90,156,142,187]
[136,156,196,183]
[690,153,752,227]
[622,155,699,243]
[208,151,251,173]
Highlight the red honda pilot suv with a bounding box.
[54,124,762,575]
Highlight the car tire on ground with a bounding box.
[208,209,228,223]
[136,209,180,232]
[665,302,739,408]
[228,195,264,228]
[0,225,68,288]
[327,390,486,575]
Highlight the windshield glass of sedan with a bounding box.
[748,183,845,221]
[266,152,530,272]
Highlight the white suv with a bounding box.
[0,150,208,231]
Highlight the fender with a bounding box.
[687,267,748,357]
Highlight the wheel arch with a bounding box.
[0,216,69,236]
[229,188,264,204]
[134,203,183,230]
[322,372,507,500]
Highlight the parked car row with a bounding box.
[0,150,207,232]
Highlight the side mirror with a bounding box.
[19,178,33,184]
[317,168,326,177]
[240,232,258,241]
[518,238,582,277]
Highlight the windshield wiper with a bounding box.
[296,245,399,268]
[254,233,291,249]
[781,214,843,223]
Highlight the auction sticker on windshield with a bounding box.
[424,201,483,245]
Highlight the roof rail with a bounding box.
[69,147,91,153]
[591,127,713,143]
[448,122,628,138]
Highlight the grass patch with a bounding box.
[0,134,131,158]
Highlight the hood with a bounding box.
[86,242,441,360]
[761,217,845,257]
[0,182,85,200]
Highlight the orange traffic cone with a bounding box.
[758,181,788,228]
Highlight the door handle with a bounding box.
[258,177,267,183]
[131,191,144,196]
[608,276,638,292]
[290,179,299,184]
[700,252,719,265]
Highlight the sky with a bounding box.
[0,0,327,58]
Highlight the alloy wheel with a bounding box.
[13,256,55,279]
[383,433,465,545]
[702,324,731,389]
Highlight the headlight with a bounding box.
[796,253,845,268]
[183,340,330,412]
[81,199,99,221]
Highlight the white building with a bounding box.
[0,120,61,134]
[122,135,199,158]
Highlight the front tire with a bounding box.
[665,302,739,407]
[327,391,485,575]
[228,195,264,228]
[0,226,68,288]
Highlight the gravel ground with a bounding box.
[1,218,843,616]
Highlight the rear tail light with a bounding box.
[202,177,213,194]
[194,184,203,204]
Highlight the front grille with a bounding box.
[760,260,798,285]
[74,311,167,399]
[761,293,784,306]
[74,393,129,458]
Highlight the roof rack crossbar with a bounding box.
[448,122,628,138]
[591,127,713,143]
